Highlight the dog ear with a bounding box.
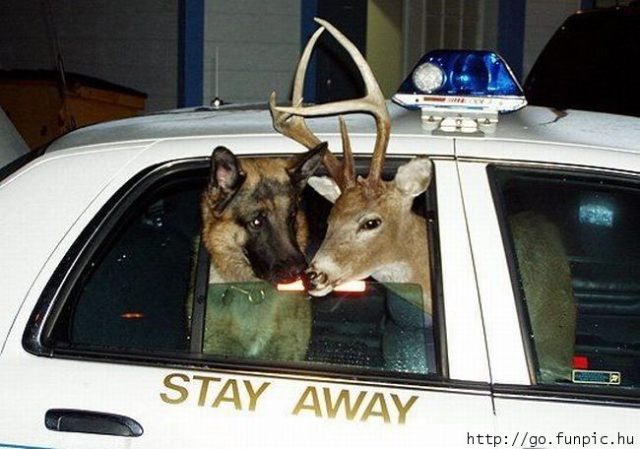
[209,146,246,215]
[287,142,327,190]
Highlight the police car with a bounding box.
[2,40,640,448]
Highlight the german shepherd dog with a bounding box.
[200,144,326,361]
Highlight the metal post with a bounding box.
[497,0,526,81]
[178,0,204,107]
[301,0,318,103]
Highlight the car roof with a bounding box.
[46,102,640,155]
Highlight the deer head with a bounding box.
[270,18,433,311]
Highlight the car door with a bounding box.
[458,140,640,448]
[1,138,495,449]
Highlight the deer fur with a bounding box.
[307,158,434,313]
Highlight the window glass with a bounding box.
[50,178,203,353]
[200,281,435,375]
[48,160,440,378]
[492,167,640,389]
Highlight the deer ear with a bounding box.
[209,146,246,215]
[308,176,341,203]
[287,142,327,189]
[394,157,433,198]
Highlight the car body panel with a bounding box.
[1,144,495,448]
[46,104,640,156]
[1,99,640,447]
[0,146,147,353]
[434,159,491,382]
[457,161,531,385]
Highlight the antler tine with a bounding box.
[269,26,323,148]
[338,116,355,188]
[269,26,342,181]
[291,26,322,103]
[275,18,391,183]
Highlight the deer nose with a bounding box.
[305,268,327,287]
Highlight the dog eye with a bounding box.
[360,218,382,231]
[248,215,264,229]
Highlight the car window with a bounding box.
[48,176,203,353]
[491,166,640,390]
[41,158,442,380]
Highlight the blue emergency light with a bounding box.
[393,50,527,122]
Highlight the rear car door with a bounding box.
[459,139,640,448]
[1,137,494,448]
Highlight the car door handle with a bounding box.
[45,408,143,437]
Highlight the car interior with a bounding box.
[496,168,640,387]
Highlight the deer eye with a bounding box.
[360,218,382,231]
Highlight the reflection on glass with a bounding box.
[202,281,435,376]
[579,203,613,227]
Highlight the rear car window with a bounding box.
[35,157,443,381]
[491,166,640,390]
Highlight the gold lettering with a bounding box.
[322,388,366,420]
[244,381,270,411]
[391,394,418,424]
[360,393,390,423]
[213,379,242,410]
[292,386,322,417]
[160,373,189,404]
[193,375,221,407]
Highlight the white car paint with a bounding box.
[1,103,640,448]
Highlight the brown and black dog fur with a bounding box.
[199,144,325,361]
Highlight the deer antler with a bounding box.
[269,26,344,186]
[272,18,390,184]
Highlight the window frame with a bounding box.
[488,162,640,402]
[23,156,451,387]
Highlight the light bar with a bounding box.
[392,50,527,127]
[276,280,367,293]
[277,280,305,291]
[334,280,366,293]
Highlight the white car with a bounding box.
[2,50,640,449]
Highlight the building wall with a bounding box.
[402,0,488,75]
[0,1,586,113]
[400,0,580,85]
[523,0,580,79]
[203,0,301,105]
[0,0,178,112]
[367,0,404,98]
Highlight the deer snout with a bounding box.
[304,264,337,297]
[305,267,328,287]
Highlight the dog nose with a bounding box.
[274,265,305,284]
